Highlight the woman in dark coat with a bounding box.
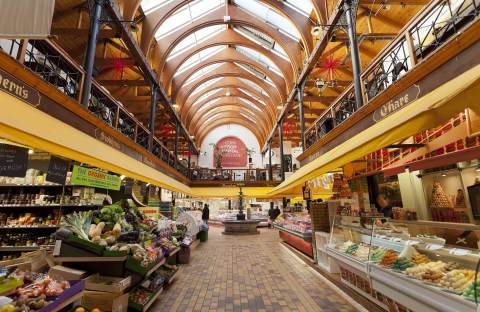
[202,204,210,224]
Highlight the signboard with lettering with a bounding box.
[70,165,121,190]
[303,185,311,200]
[0,68,40,106]
[373,85,421,122]
[213,136,247,168]
[0,143,28,177]
[46,156,69,185]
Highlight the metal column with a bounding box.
[81,0,103,108]
[278,120,285,181]
[148,85,158,151]
[297,80,306,151]
[344,0,364,110]
[268,142,273,181]
[174,120,180,163]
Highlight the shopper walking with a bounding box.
[268,206,275,228]
[202,203,210,225]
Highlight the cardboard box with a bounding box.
[82,290,129,312]
[48,265,87,281]
[85,274,131,293]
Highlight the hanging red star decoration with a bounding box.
[111,56,125,79]
[316,54,344,82]
[161,125,173,136]
[183,150,193,158]
[282,121,293,135]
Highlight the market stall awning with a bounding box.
[269,64,480,196]
[0,90,192,195]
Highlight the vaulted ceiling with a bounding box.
[53,0,427,151]
[122,0,317,147]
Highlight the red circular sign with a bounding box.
[213,136,247,168]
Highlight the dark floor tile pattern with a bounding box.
[151,227,359,312]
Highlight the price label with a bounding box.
[405,240,420,246]
[426,243,443,250]
[448,248,471,256]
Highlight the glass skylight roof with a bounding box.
[191,89,220,107]
[183,63,222,86]
[239,78,269,98]
[141,0,175,15]
[196,98,221,113]
[233,0,301,41]
[167,25,225,60]
[155,0,223,39]
[190,77,222,97]
[284,0,314,18]
[239,98,261,111]
[238,88,267,106]
[175,46,226,76]
[235,46,283,77]
[234,26,290,62]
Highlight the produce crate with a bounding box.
[128,286,163,312]
[60,235,105,255]
[39,280,85,312]
[102,249,128,257]
[84,274,131,293]
[126,257,165,277]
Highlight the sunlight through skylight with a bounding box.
[233,0,301,41]
[155,0,224,39]
[167,25,225,61]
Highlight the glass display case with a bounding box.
[274,213,313,257]
[326,215,480,311]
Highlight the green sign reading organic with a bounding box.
[71,165,121,190]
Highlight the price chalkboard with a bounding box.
[46,156,69,185]
[0,143,28,177]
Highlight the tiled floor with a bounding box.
[152,226,362,312]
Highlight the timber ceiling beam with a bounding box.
[103,1,199,152]
[162,29,294,90]
[188,99,273,132]
[97,79,150,86]
[196,117,266,147]
[171,48,287,99]
[176,63,283,110]
[154,5,303,78]
[181,77,276,117]
[51,28,121,39]
[184,88,276,127]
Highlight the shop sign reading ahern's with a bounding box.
[214,136,247,168]
[0,68,40,107]
[373,84,421,122]
[70,165,121,190]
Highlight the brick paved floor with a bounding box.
[151,226,362,312]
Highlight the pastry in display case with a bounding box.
[326,214,480,311]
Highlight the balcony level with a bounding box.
[299,0,480,165]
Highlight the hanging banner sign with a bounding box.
[0,143,28,177]
[372,85,421,122]
[214,136,247,168]
[0,68,40,107]
[71,165,121,190]
[46,156,69,185]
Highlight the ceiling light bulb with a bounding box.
[311,26,321,36]
[28,149,34,155]
[441,173,447,177]
[120,175,126,180]
[172,104,179,109]
[226,92,231,96]
[476,167,480,172]
[277,105,283,109]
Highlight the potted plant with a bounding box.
[210,143,226,169]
